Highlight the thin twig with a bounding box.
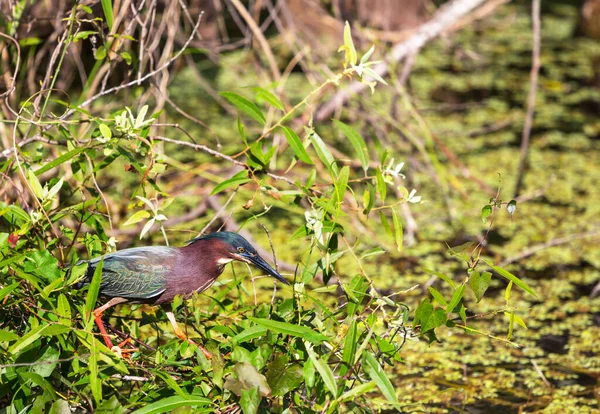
[498,229,600,267]
[228,0,281,81]
[513,0,541,198]
[67,12,204,114]
[0,32,21,99]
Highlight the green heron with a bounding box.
[78,231,288,357]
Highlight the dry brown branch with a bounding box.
[513,0,541,198]
[315,0,490,122]
[228,0,281,81]
[498,229,600,267]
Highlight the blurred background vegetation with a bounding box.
[0,0,599,412]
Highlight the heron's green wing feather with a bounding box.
[87,246,177,300]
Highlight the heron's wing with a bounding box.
[86,246,178,300]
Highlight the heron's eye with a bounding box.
[237,247,245,253]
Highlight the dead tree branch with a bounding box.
[315,0,490,122]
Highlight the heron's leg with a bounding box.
[93,297,129,350]
[165,310,212,359]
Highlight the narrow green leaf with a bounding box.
[35,147,86,176]
[84,258,103,327]
[89,333,101,403]
[376,167,386,202]
[486,261,537,298]
[427,287,447,307]
[340,319,358,378]
[306,342,337,396]
[363,352,398,403]
[333,120,369,171]
[130,396,212,414]
[253,87,284,111]
[8,324,46,354]
[338,381,376,404]
[363,183,375,215]
[231,326,268,345]
[220,92,266,125]
[422,268,456,289]
[335,166,349,204]
[446,284,465,313]
[101,0,114,31]
[391,208,403,252]
[211,171,251,195]
[343,21,358,67]
[281,126,313,164]
[27,168,45,199]
[379,211,392,237]
[250,318,328,344]
[308,129,338,176]
[123,210,151,226]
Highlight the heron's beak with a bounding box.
[241,253,289,285]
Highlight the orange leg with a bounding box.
[165,310,212,359]
[93,297,133,356]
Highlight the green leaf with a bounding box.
[281,126,313,164]
[337,381,376,403]
[379,211,392,237]
[306,342,337,396]
[376,167,386,202]
[363,352,398,403]
[99,123,112,140]
[231,325,268,345]
[342,21,358,67]
[486,261,537,298]
[428,287,447,307]
[413,300,446,333]
[468,271,492,302]
[240,387,260,414]
[35,147,86,176]
[0,329,19,342]
[481,205,492,223]
[130,396,212,414]
[363,183,375,215]
[24,250,60,283]
[253,87,284,111]
[335,166,349,204]
[123,210,151,226]
[266,354,303,396]
[211,171,251,195]
[250,318,328,344]
[220,92,266,125]
[333,120,369,171]
[101,0,114,31]
[446,284,465,313]
[27,168,45,199]
[391,208,403,252]
[95,45,107,60]
[422,267,456,289]
[340,319,358,378]
[140,218,155,239]
[308,129,338,176]
[84,258,104,327]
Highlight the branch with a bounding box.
[314,0,489,122]
[498,229,600,267]
[513,0,541,198]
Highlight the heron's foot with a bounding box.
[110,338,139,360]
